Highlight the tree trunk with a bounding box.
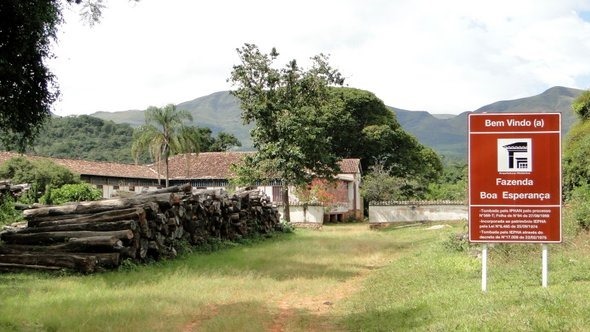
[30,207,145,228]
[0,253,97,273]
[136,183,191,195]
[73,252,121,268]
[0,263,63,272]
[23,199,133,219]
[66,236,124,251]
[0,236,123,253]
[282,184,290,223]
[17,220,138,234]
[1,230,134,245]
[164,147,170,188]
[23,193,185,221]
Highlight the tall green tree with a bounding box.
[131,104,200,187]
[229,43,345,222]
[196,127,242,152]
[0,0,62,150]
[425,161,467,201]
[0,0,138,151]
[327,87,443,196]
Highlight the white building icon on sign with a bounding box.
[497,138,532,173]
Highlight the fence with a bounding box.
[369,201,467,224]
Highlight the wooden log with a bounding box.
[136,183,191,195]
[17,220,138,234]
[125,193,180,207]
[129,230,141,259]
[29,207,145,228]
[0,236,124,254]
[73,252,120,268]
[0,253,97,273]
[23,199,133,219]
[67,236,125,250]
[23,193,177,220]
[0,262,63,272]
[14,203,33,210]
[118,245,137,259]
[91,252,120,268]
[1,230,134,245]
[138,238,148,259]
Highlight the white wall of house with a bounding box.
[278,204,325,224]
[258,186,273,201]
[96,184,162,199]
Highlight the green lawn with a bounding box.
[0,222,589,331]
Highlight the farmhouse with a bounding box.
[0,151,362,222]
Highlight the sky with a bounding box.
[48,0,590,116]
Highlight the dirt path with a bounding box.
[181,224,394,331]
[182,267,373,332]
[182,305,219,332]
[267,274,365,332]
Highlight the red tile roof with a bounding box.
[0,151,361,181]
[164,152,250,180]
[165,152,361,179]
[339,158,361,174]
[53,158,158,179]
[0,152,157,179]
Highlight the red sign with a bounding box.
[468,113,561,243]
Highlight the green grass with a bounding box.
[341,225,590,331]
[0,223,589,331]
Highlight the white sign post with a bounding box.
[542,244,548,288]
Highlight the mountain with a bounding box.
[93,92,253,149]
[92,86,584,160]
[390,86,582,159]
[471,86,580,132]
[392,108,468,159]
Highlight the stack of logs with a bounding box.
[0,184,281,273]
[0,180,30,200]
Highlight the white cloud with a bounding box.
[48,0,590,116]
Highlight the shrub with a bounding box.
[0,196,22,226]
[0,157,79,203]
[442,232,471,252]
[41,183,102,205]
[562,120,590,199]
[564,183,590,234]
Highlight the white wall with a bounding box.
[278,205,325,224]
[369,204,467,223]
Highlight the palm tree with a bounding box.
[131,104,200,187]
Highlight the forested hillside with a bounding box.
[30,115,139,163]
[0,115,241,164]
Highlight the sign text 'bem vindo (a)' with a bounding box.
[468,113,561,243]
